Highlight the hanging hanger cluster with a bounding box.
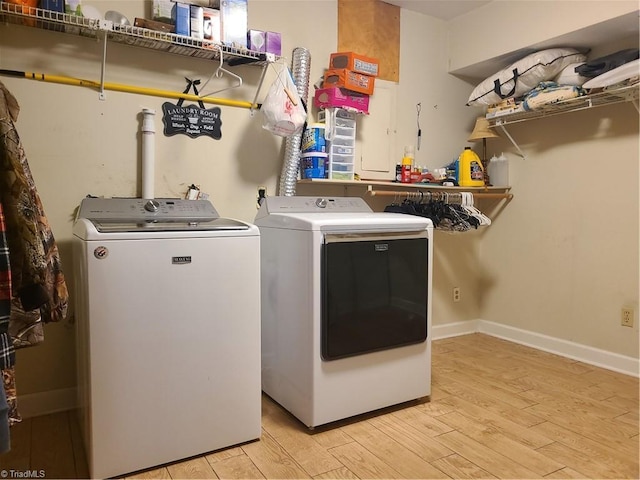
[382,191,491,232]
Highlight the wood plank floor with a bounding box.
[1,334,638,479]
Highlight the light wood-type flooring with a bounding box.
[1,333,638,479]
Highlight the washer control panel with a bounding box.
[77,197,219,222]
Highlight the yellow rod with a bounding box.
[5,70,258,109]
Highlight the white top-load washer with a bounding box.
[73,197,261,479]
[255,196,433,428]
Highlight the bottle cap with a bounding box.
[404,145,415,157]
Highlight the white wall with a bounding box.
[0,0,340,399]
[447,0,639,78]
[1,0,637,410]
[480,103,639,358]
[3,0,480,403]
[445,0,639,359]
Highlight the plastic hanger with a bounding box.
[460,192,491,226]
[199,47,243,97]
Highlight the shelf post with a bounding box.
[98,29,107,100]
[250,53,275,114]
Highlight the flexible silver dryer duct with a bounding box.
[278,47,311,196]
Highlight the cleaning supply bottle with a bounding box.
[457,147,485,187]
[395,163,402,182]
[400,145,414,183]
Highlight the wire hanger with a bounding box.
[416,102,422,150]
[199,47,243,97]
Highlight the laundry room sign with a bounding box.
[162,79,222,140]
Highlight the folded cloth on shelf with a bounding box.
[582,58,640,90]
[575,48,639,78]
[522,81,585,111]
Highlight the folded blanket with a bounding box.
[523,82,585,111]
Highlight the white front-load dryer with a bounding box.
[255,196,433,428]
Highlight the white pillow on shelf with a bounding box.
[553,62,590,86]
[467,48,587,107]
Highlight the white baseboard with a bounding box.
[433,319,639,378]
[17,321,638,418]
[17,387,77,419]
[431,319,479,339]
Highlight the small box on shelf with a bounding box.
[247,29,281,55]
[314,87,369,114]
[215,0,247,48]
[329,52,379,77]
[323,68,375,95]
[173,2,190,36]
[189,5,204,39]
[202,8,220,42]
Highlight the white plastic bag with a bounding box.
[261,66,307,137]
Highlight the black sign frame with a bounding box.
[162,78,222,140]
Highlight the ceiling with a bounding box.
[383,0,492,21]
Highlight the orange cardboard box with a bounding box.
[329,52,379,77]
[323,68,375,95]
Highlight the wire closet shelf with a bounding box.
[486,83,640,127]
[0,1,276,66]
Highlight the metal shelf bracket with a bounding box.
[99,29,108,100]
[495,123,526,160]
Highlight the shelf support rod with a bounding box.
[98,29,107,101]
[249,54,275,114]
[366,185,513,200]
[496,123,526,160]
[250,64,268,114]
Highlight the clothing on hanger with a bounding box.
[0,376,9,454]
[0,80,69,323]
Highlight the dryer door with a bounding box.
[321,230,429,361]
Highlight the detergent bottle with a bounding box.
[457,147,485,187]
[400,145,414,183]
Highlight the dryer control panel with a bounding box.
[255,196,372,220]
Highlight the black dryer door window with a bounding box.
[321,231,429,361]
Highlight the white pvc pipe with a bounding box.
[141,108,156,199]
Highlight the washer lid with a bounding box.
[90,218,250,233]
[76,197,253,233]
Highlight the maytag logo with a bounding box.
[374,243,389,252]
[172,256,192,265]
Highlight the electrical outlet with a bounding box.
[256,186,267,209]
[453,287,461,302]
[621,307,634,328]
